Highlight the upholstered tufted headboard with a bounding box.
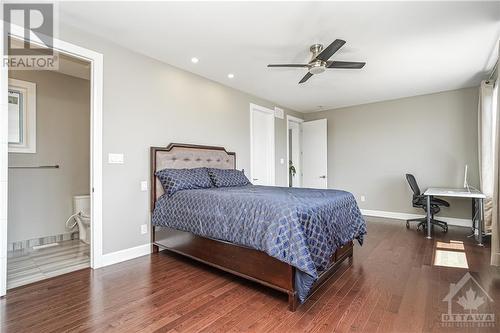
[150,143,236,210]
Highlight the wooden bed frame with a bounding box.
[150,143,354,311]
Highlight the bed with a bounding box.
[151,143,366,311]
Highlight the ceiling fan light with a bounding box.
[309,63,326,75]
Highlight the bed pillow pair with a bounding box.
[156,167,250,196]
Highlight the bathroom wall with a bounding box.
[8,70,90,244]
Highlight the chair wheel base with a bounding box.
[417,223,426,232]
[407,219,448,233]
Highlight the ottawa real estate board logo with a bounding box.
[3,2,58,70]
[441,272,495,328]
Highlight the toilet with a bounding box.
[73,195,91,244]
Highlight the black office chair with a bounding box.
[405,174,450,232]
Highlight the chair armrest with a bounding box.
[412,195,426,206]
[431,198,450,207]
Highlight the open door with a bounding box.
[301,119,327,189]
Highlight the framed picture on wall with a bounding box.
[8,79,36,153]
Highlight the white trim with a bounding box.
[0,19,7,297]
[287,115,304,123]
[101,244,151,267]
[8,78,36,153]
[0,26,104,296]
[286,115,303,187]
[361,209,472,228]
[250,103,276,116]
[249,103,275,186]
[89,49,104,269]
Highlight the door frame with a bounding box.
[286,115,303,187]
[249,103,275,186]
[0,25,104,296]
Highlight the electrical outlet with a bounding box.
[141,224,148,234]
[360,195,366,202]
[280,158,284,165]
[140,181,148,192]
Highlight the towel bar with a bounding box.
[8,165,59,169]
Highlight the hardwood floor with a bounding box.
[1,218,499,332]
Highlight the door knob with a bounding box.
[319,175,326,179]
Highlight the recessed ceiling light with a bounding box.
[191,57,199,64]
[227,73,234,79]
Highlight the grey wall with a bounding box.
[58,25,302,254]
[8,70,90,243]
[304,88,479,219]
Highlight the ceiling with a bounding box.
[59,1,500,112]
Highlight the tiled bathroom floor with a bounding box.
[7,239,90,289]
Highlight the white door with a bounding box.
[250,104,275,186]
[301,119,327,188]
[288,119,302,187]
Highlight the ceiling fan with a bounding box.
[267,39,366,84]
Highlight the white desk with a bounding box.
[423,187,486,245]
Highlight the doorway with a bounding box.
[250,103,275,186]
[0,26,103,296]
[287,115,303,187]
[7,52,91,289]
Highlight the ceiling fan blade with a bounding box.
[327,61,366,69]
[299,72,313,84]
[314,39,346,61]
[268,64,308,68]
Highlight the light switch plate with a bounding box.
[140,181,148,192]
[280,158,285,165]
[108,153,124,164]
[141,224,148,234]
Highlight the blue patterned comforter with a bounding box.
[152,185,366,301]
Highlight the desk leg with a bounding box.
[478,198,484,246]
[426,195,432,239]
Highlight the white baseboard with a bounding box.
[361,209,471,228]
[101,243,151,267]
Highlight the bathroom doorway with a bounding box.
[0,28,103,296]
[6,48,92,289]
